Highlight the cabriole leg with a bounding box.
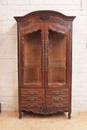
[68,112,71,119]
[0,103,1,113]
[19,111,22,119]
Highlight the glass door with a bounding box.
[20,23,45,88]
[44,23,67,88]
[23,30,41,86]
[48,29,66,87]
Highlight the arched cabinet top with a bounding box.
[14,10,75,22]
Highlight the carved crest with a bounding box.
[39,14,50,21]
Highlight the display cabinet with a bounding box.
[14,10,75,119]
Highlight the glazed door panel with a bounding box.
[44,23,67,88]
[24,30,41,84]
[48,29,67,87]
[20,23,45,88]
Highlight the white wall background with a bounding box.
[0,0,87,112]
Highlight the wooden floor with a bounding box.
[0,111,87,130]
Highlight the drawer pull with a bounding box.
[45,40,48,71]
[27,97,37,101]
[52,90,62,94]
[52,97,63,101]
[42,40,44,71]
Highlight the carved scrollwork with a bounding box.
[22,20,33,27]
[39,14,50,21]
[22,104,69,115]
[23,25,41,35]
[49,24,66,35]
[49,17,70,28]
[50,17,64,25]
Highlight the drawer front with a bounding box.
[20,88,70,113]
[46,88,69,95]
[21,100,44,108]
[46,95,69,107]
[20,88,44,95]
[20,88,45,109]
[21,95,45,109]
[46,88,69,108]
[21,95,44,102]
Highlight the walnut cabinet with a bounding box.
[14,10,75,119]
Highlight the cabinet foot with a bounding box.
[0,103,1,113]
[19,112,22,119]
[68,112,71,119]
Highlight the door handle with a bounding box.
[42,40,44,71]
[45,40,48,71]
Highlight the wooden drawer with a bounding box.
[22,100,44,108]
[21,94,44,108]
[46,100,69,108]
[46,88,69,108]
[20,88,44,95]
[46,88,69,95]
[21,95,44,101]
